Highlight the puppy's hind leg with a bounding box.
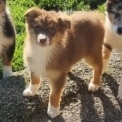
[85,55,103,92]
[47,73,66,118]
[2,42,15,78]
[118,76,122,100]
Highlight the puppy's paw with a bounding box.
[47,104,60,118]
[23,88,36,96]
[3,66,13,78]
[23,83,40,96]
[88,82,99,92]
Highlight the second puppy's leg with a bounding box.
[2,42,15,78]
[102,44,112,73]
[118,76,122,100]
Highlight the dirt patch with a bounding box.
[0,51,122,122]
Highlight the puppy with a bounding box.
[102,0,122,100]
[0,0,15,78]
[23,7,104,118]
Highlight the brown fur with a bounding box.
[24,8,104,111]
[102,45,112,59]
[0,0,6,12]
[31,72,40,84]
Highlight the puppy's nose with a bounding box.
[40,38,47,44]
[117,27,122,35]
[38,34,47,44]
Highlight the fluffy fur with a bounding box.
[0,0,15,78]
[23,7,104,118]
[103,0,122,100]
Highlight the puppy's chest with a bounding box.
[105,32,122,52]
[26,45,57,78]
[113,36,122,52]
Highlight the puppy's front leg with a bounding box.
[102,44,112,73]
[23,72,41,96]
[47,73,66,118]
[2,42,15,78]
[118,76,122,100]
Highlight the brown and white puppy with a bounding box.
[23,7,104,118]
[0,0,15,78]
[103,0,122,100]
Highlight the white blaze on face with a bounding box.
[37,33,50,46]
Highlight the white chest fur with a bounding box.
[24,41,59,79]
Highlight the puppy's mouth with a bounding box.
[36,33,50,47]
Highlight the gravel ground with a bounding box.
[0,51,122,122]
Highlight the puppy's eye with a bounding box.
[49,27,56,36]
[34,25,41,32]
[35,26,40,30]
[114,13,120,19]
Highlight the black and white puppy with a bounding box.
[0,0,15,78]
[103,0,122,100]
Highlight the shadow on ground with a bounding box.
[68,72,122,122]
[0,52,122,122]
[0,75,46,122]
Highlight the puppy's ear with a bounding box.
[24,7,43,23]
[57,13,71,29]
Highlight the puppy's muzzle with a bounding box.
[37,33,50,46]
[117,27,122,35]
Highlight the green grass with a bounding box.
[8,0,37,71]
[7,0,105,72]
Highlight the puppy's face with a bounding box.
[24,8,71,47]
[106,0,122,35]
[0,0,6,12]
